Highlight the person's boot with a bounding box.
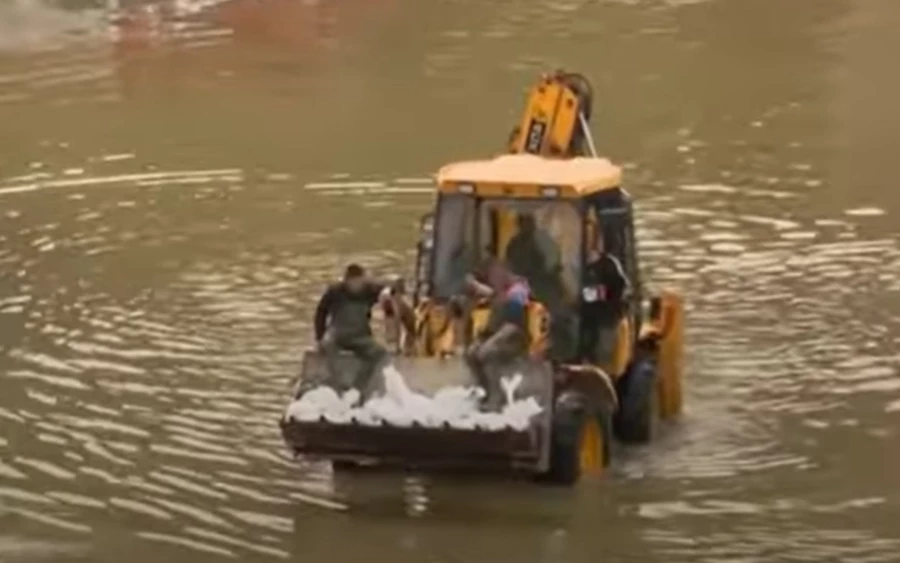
[472,364,504,412]
[469,365,494,410]
[483,369,506,412]
[481,391,504,413]
[353,360,380,401]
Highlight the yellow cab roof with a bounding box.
[436,153,622,199]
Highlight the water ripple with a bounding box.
[1,163,897,558]
[1,0,899,560]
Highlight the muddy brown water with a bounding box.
[1,0,899,561]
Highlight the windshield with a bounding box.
[429,195,583,307]
[430,195,477,299]
[480,199,582,310]
[428,195,584,362]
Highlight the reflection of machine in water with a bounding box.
[106,0,398,96]
[287,466,661,563]
[110,0,398,57]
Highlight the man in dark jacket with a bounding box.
[579,236,630,365]
[314,264,399,393]
[505,213,563,309]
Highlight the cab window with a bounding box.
[476,199,582,309]
[430,195,476,299]
[589,190,639,300]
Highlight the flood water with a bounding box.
[1,0,899,561]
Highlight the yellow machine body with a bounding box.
[283,71,686,486]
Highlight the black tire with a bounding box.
[614,357,659,444]
[543,392,611,486]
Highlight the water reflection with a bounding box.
[0,0,401,108]
[1,0,899,561]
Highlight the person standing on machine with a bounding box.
[580,234,629,365]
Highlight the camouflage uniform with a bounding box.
[314,281,389,392]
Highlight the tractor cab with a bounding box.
[412,153,643,377]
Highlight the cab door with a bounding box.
[585,190,643,376]
[588,191,643,326]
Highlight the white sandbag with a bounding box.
[285,365,543,431]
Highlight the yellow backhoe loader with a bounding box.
[280,70,685,485]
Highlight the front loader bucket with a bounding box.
[282,351,554,475]
[280,420,543,472]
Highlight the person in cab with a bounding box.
[579,234,629,365]
[504,213,564,308]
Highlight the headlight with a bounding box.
[540,186,560,197]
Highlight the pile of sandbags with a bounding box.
[284,365,542,431]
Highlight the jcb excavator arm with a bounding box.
[507,70,596,158]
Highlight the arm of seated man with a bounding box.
[465,274,494,299]
[500,288,528,332]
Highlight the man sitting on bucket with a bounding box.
[313,264,413,395]
[463,258,532,409]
